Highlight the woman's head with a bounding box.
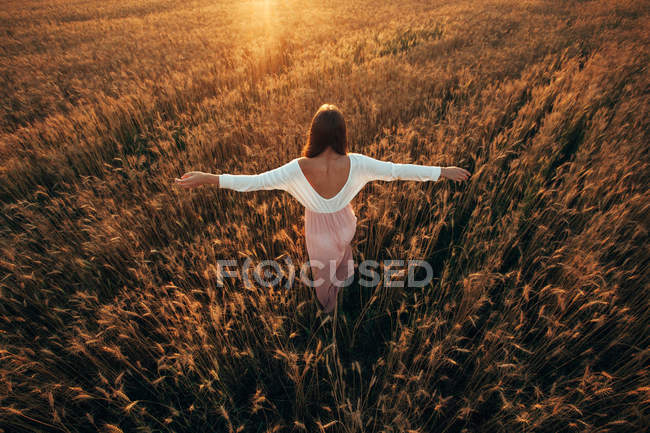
[302,104,347,157]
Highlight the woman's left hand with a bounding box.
[174,171,213,188]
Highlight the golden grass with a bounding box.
[0,0,648,431]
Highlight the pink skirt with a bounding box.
[304,203,357,313]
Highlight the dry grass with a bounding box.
[0,0,648,432]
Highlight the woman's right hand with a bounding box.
[174,171,215,188]
[441,166,471,183]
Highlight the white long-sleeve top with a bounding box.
[219,152,441,213]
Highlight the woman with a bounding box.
[174,104,471,313]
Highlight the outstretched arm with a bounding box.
[358,154,470,184]
[174,160,294,192]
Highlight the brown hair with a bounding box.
[301,104,348,157]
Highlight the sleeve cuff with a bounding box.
[219,174,232,188]
[432,166,441,181]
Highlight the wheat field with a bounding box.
[1,0,648,432]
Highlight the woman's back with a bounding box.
[296,151,351,200]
